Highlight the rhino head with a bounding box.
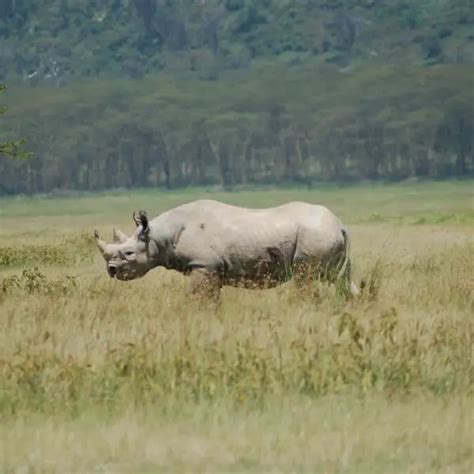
[94,210,158,281]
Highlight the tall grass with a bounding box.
[0,182,472,472]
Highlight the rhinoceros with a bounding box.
[94,199,359,298]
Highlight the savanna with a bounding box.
[0,181,473,472]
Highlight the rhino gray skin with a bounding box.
[94,199,359,297]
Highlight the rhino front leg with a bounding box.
[188,268,222,305]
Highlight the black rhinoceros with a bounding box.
[94,199,358,298]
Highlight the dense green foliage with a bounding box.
[2,0,473,81]
[0,0,473,193]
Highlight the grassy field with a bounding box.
[0,181,473,472]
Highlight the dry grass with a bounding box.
[1,395,471,473]
[0,182,473,472]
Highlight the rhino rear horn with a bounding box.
[113,227,128,243]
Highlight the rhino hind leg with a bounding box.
[291,260,318,287]
[291,253,359,300]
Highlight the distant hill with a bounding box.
[1,0,473,84]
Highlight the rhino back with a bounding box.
[151,200,344,279]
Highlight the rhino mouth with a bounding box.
[115,270,138,281]
[107,265,145,281]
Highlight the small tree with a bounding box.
[0,84,30,159]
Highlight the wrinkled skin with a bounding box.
[94,201,359,299]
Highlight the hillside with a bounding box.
[0,0,474,84]
[1,0,474,83]
[0,0,473,193]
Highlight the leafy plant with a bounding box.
[1,267,77,295]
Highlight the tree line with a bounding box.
[0,63,472,194]
[0,84,29,160]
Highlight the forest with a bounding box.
[0,0,473,193]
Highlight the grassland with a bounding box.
[0,181,473,472]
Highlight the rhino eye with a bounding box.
[124,251,134,257]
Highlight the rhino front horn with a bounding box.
[94,230,107,255]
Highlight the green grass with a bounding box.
[1,179,472,223]
[0,181,473,472]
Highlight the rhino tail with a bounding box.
[337,228,359,296]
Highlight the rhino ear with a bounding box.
[113,227,128,243]
[138,210,149,232]
[133,210,149,234]
[132,211,140,227]
[94,230,107,256]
